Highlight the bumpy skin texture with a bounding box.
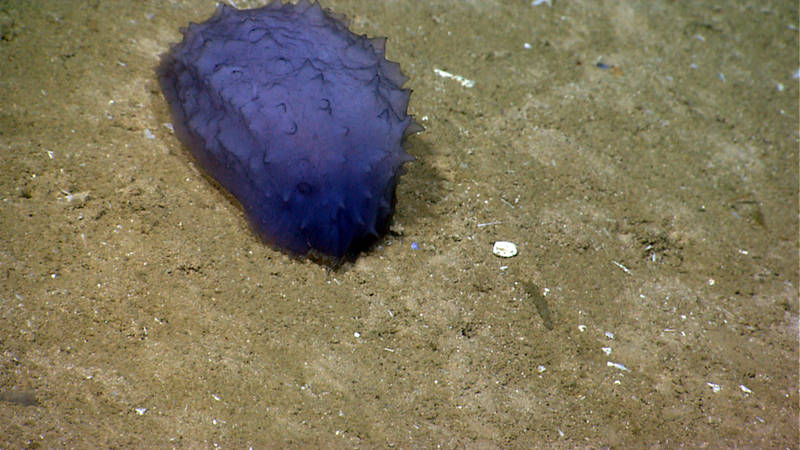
[157,0,417,260]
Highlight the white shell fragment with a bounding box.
[607,361,630,372]
[433,68,475,88]
[492,241,518,258]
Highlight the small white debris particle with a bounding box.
[601,347,612,355]
[492,241,518,258]
[707,382,722,393]
[604,331,615,340]
[144,128,155,139]
[612,260,633,275]
[46,150,54,159]
[134,407,147,415]
[708,278,715,286]
[578,324,586,332]
[212,394,221,401]
[537,365,546,373]
[433,68,475,88]
[353,331,361,338]
[532,0,552,6]
[739,384,752,394]
[607,361,630,372]
[477,221,502,228]
[523,42,532,49]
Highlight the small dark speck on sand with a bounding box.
[0,390,40,406]
[524,281,554,330]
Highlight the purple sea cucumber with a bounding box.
[157,0,420,261]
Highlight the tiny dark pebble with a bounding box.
[0,390,40,406]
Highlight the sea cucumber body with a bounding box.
[157,1,416,259]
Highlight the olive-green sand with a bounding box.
[1,0,797,447]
